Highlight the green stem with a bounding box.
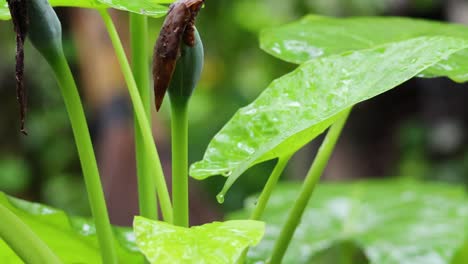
[99,9,173,223]
[237,156,292,263]
[250,155,291,220]
[49,52,117,264]
[269,109,351,264]
[130,14,158,220]
[0,204,62,264]
[170,98,189,227]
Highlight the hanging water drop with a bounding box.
[216,193,225,204]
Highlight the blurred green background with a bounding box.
[1,0,468,225]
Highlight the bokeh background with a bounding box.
[1,0,468,226]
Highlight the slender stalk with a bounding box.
[130,13,158,220]
[0,204,62,264]
[238,155,292,263]
[269,109,351,264]
[99,9,173,223]
[49,52,117,264]
[250,155,292,221]
[170,98,189,227]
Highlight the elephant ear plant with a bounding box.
[1,0,263,263]
[191,16,468,264]
[1,1,468,264]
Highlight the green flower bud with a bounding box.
[27,0,63,63]
[168,28,204,105]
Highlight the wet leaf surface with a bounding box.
[190,37,468,198]
[0,0,172,20]
[229,180,468,264]
[134,217,264,264]
[0,192,142,263]
[261,15,468,82]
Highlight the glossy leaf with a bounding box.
[0,192,142,263]
[0,2,8,20]
[229,180,468,264]
[134,217,265,264]
[0,0,171,20]
[190,36,468,198]
[96,0,170,17]
[261,15,468,82]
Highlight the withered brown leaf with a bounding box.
[152,0,204,111]
[7,0,28,135]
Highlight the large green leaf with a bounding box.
[0,0,171,20]
[261,15,468,82]
[96,0,170,17]
[0,2,8,20]
[0,192,142,263]
[190,36,468,198]
[134,217,265,264]
[229,180,468,264]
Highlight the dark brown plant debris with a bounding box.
[7,0,29,135]
[152,0,204,111]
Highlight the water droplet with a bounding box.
[222,170,232,176]
[216,194,225,204]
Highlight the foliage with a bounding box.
[230,180,468,264]
[260,15,468,82]
[0,192,141,263]
[190,35,468,197]
[0,0,171,20]
[1,1,468,264]
[134,217,264,264]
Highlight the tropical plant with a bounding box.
[0,1,467,264]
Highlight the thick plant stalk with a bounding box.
[49,52,118,264]
[166,29,204,227]
[153,3,204,226]
[130,13,158,220]
[0,204,62,264]
[269,109,351,264]
[99,9,173,223]
[170,98,189,227]
[152,0,205,226]
[25,1,117,262]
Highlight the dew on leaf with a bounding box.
[216,194,225,204]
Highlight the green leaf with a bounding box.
[96,0,170,17]
[260,15,468,82]
[0,0,171,20]
[229,180,468,264]
[0,192,142,263]
[0,2,8,20]
[134,217,265,264]
[49,0,105,8]
[190,36,468,198]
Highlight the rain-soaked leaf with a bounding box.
[0,2,9,20]
[190,36,468,198]
[229,180,468,264]
[0,0,171,20]
[134,217,265,264]
[261,15,468,82]
[0,192,142,263]
[97,0,170,17]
